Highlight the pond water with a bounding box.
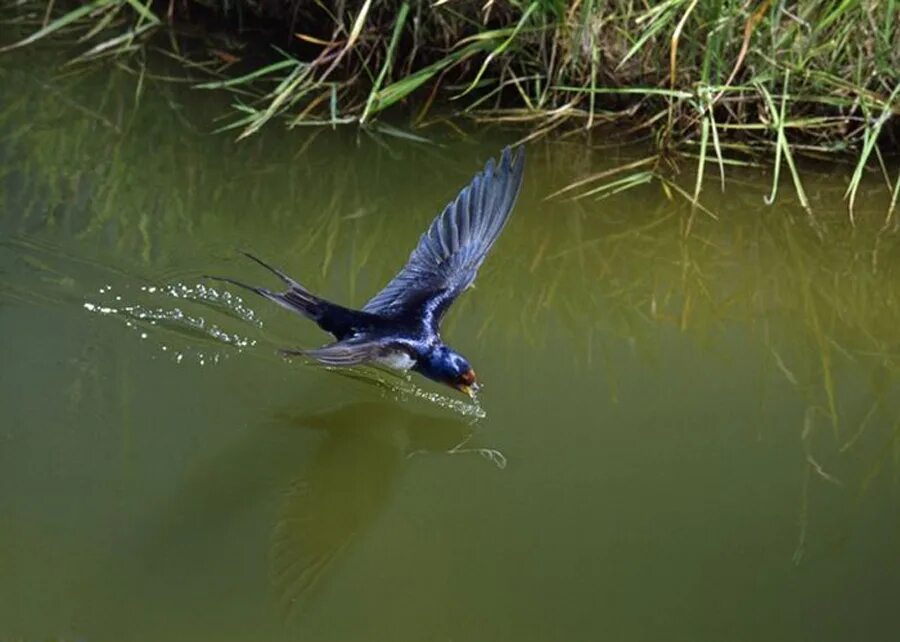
[2,49,899,642]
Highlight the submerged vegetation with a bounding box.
[0,1,898,214]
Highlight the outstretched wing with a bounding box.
[362,146,525,329]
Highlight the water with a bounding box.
[2,50,900,642]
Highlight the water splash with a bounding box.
[316,363,487,420]
[161,281,261,327]
[83,281,259,365]
[406,386,486,420]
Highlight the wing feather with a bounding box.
[362,146,525,327]
[284,338,386,367]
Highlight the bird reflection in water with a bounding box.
[267,401,504,617]
[79,401,504,638]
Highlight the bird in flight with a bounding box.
[211,146,525,398]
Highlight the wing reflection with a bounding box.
[124,399,502,634]
[267,401,493,615]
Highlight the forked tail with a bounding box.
[205,252,364,339]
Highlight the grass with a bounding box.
[0,0,897,217]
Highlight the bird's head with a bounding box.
[419,346,479,398]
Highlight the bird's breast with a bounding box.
[375,349,417,371]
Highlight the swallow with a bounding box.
[210,146,525,398]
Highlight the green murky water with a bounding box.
[2,51,900,642]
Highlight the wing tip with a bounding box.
[498,145,526,180]
[361,145,525,316]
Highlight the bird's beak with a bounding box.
[456,369,479,398]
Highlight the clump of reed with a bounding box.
[1,1,898,216]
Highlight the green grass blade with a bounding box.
[455,1,539,98]
[692,113,709,208]
[0,0,116,52]
[373,41,488,110]
[123,0,159,25]
[844,81,900,220]
[360,1,410,123]
[617,0,681,70]
[757,82,783,206]
[195,59,299,90]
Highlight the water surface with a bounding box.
[2,50,900,642]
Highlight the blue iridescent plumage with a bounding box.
[210,146,525,396]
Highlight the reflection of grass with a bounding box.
[580,203,900,408]
[1,53,375,274]
[514,194,900,560]
[497,174,900,490]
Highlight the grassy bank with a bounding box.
[1,1,898,216]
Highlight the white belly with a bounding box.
[375,350,417,371]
